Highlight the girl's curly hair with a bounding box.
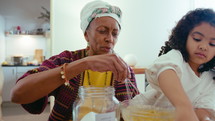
[159,8,215,73]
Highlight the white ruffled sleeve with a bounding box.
[194,88,215,110]
[145,50,184,91]
[194,89,215,119]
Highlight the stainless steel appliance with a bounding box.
[12,56,23,65]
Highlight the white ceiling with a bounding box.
[0,0,50,20]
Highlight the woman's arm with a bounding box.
[158,69,199,121]
[11,53,130,104]
[11,58,88,104]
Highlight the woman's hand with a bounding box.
[84,53,130,82]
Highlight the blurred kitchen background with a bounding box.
[0,0,50,66]
[0,0,50,120]
[0,0,215,67]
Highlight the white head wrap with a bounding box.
[80,0,122,33]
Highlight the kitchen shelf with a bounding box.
[5,34,45,38]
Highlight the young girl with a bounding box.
[145,8,215,121]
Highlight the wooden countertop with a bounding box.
[131,67,146,74]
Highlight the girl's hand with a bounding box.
[175,107,199,121]
[200,118,213,121]
[195,108,215,121]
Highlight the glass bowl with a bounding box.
[121,103,175,121]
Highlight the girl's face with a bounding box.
[84,16,120,55]
[186,22,215,69]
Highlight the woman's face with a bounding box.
[84,16,120,55]
[186,22,215,68]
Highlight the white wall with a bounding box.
[5,35,47,62]
[51,0,88,56]
[111,0,192,67]
[51,0,193,67]
[0,15,5,64]
[194,0,215,8]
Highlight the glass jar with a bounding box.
[73,86,120,121]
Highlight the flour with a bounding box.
[81,112,117,121]
[81,112,96,121]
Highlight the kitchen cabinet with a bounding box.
[2,67,16,102]
[2,66,38,102]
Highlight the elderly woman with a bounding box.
[10,0,138,121]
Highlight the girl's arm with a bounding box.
[195,108,215,121]
[158,69,199,121]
